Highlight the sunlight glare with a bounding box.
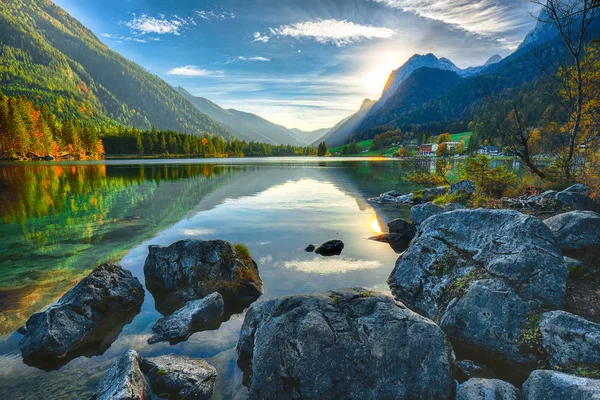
[362,52,405,98]
[371,218,383,234]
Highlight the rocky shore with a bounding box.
[14,184,600,399]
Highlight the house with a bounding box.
[419,143,438,156]
[442,142,461,152]
[479,145,500,156]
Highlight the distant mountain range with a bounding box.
[316,99,377,147]
[326,9,599,146]
[176,87,329,146]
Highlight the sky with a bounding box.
[53,0,541,131]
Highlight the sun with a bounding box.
[370,218,383,234]
[362,52,405,97]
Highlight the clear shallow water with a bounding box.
[0,157,419,399]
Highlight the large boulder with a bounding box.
[456,378,521,400]
[410,203,443,225]
[368,191,413,204]
[236,287,455,400]
[522,370,600,399]
[314,240,344,256]
[543,211,600,252]
[388,209,568,376]
[148,292,225,345]
[540,311,600,375]
[144,239,262,314]
[141,355,217,400]
[90,350,150,400]
[555,184,597,211]
[19,263,144,368]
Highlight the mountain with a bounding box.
[0,0,231,138]
[375,54,461,111]
[290,128,330,144]
[176,87,308,146]
[484,54,503,66]
[317,99,377,147]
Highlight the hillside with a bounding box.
[0,0,231,138]
[177,87,310,145]
[290,127,330,145]
[318,99,377,147]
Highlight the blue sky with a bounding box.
[54,0,540,130]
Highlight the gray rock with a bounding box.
[555,184,597,211]
[90,350,150,400]
[456,360,496,382]
[384,190,404,197]
[456,378,521,400]
[410,202,443,225]
[148,293,225,345]
[236,287,455,400]
[544,211,600,251]
[20,263,144,368]
[449,180,476,202]
[387,218,416,238]
[529,190,558,206]
[369,233,412,253]
[522,370,600,399]
[144,239,262,315]
[305,244,315,252]
[564,256,584,269]
[315,239,344,256]
[540,311,600,373]
[368,192,413,204]
[388,209,568,373]
[141,354,217,400]
[423,186,448,203]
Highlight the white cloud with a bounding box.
[179,228,216,236]
[253,31,271,43]
[238,56,271,62]
[167,65,225,77]
[371,0,536,48]
[262,19,396,46]
[100,33,151,43]
[196,10,235,21]
[281,258,382,274]
[124,14,189,35]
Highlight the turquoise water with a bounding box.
[0,158,418,399]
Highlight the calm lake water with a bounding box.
[0,157,428,399]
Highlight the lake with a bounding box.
[0,157,425,399]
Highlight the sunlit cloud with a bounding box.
[282,257,382,274]
[238,56,271,62]
[124,14,189,35]
[167,65,225,77]
[371,0,536,49]
[262,19,396,46]
[179,228,217,236]
[253,32,270,43]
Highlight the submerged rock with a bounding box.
[314,240,344,256]
[19,263,144,369]
[144,239,262,315]
[90,350,150,400]
[540,311,600,374]
[543,211,600,252]
[141,354,217,400]
[522,370,600,399]
[456,378,521,400]
[237,287,455,400]
[388,209,568,378]
[148,293,225,345]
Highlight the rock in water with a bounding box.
[522,370,600,399]
[236,287,455,400]
[141,355,217,400]
[90,350,150,400]
[387,218,416,238]
[144,239,262,314]
[148,293,225,344]
[19,263,144,368]
[540,311,600,374]
[314,240,344,256]
[543,211,600,252]
[388,209,568,378]
[304,244,315,252]
[456,378,521,400]
[369,233,412,253]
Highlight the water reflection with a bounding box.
[0,158,417,399]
